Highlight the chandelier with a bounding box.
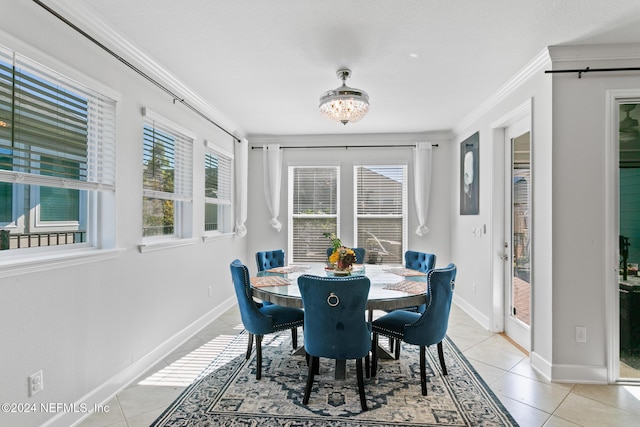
[319,68,369,125]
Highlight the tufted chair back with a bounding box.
[255,249,285,272]
[298,274,371,360]
[404,250,436,273]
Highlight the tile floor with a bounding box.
[78,304,640,427]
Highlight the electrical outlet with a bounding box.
[576,326,587,343]
[28,370,43,397]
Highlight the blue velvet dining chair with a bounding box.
[405,250,436,273]
[371,263,456,396]
[255,249,286,272]
[298,274,372,412]
[230,259,305,380]
[255,249,285,306]
[326,247,366,264]
[254,249,300,347]
[403,250,437,314]
[386,250,438,358]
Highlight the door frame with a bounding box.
[490,99,533,337]
[605,89,640,382]
[503,119,532,351]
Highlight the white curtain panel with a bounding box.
[263,144,282,231]
[413,142,433,236]
[234,138,249,237]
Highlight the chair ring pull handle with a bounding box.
[327,292,340,307]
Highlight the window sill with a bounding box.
[138,237,198,253]
[0,247,123,278]
[202,232,235,243]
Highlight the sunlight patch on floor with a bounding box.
[138,329,247,387]
[623,385,640,401]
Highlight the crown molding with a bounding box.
[41,0,246,139]
[548,43,640,63]
[453,48,551,136]
[249,131,453,146]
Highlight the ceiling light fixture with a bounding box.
[319,68,369,125]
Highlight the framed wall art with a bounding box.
[460,132,479,215]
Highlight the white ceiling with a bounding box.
[48,0,640,137]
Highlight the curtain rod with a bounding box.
[544,66,640,79]
[250,144,438,150]
[32,0,241,143]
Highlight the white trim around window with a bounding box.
[203,140,234,237]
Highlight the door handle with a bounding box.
[500,254,508,261]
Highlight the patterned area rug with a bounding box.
[152,331,519,426]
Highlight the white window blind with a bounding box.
[289,166,339,263]
[354,165,407,264]
[142,110,193,238]
[0,43,116,251]
[0,46,116,191]
[142,117,193,202]
[204,142,232,233]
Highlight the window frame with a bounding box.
[353,163,408,265]
[203,140,233,237]
[141,108,195,246]
[0,43,117,258]
[287,164,340,264]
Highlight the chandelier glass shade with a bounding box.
[319,68,369,125]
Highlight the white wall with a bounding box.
[2,6,637,427]
[0,3,247,426]
[448,42,640,383]
[450,51,554,374]
[245,133,454,271]
[549,44,640,381]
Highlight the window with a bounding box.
[142,110,193,239]
[354,165,407,264]
[288,166,339,263]
[0,45,116,251]
[204,141,232,234]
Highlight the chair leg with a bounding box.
[256,335,263,380]
[394,339,401,360]
[356,358,368,411]
[365,353,370,378]
[437,341,447,375]
[291,327,298,349]
[371,332,379,377]
[419,345,428,396]
[303,356,318,405]
[246,333,254,360]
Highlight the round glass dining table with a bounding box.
[253,263,428,320]
[252,263,428,379]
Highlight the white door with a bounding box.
[617,100,640,380]
[503,119,531,351]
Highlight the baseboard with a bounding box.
[530,351,552,381]
[44,296,237,427]
[530,351,608,384]
[452,295,491,330]
[550,363,608,384]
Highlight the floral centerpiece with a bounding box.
[324,232,356,271]
[330,246,357,271]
